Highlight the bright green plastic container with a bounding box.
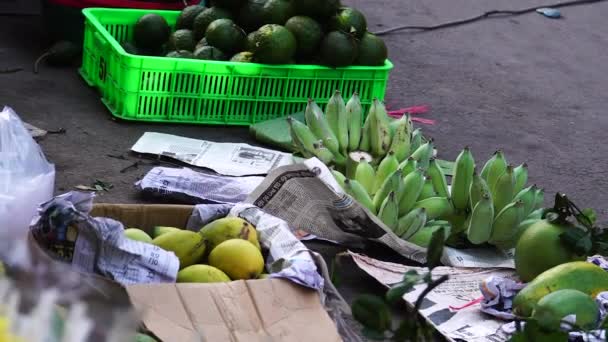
[79,7,393,125]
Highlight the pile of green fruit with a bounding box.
[123,217,268,282]
[289,93,545,250]
[123,0,388,66]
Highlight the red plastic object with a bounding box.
[48,0,201,10]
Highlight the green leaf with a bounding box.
[426,227,446,270]
[351,295,392,332]
[559,229,592,256]
[361,327,387,340]
[577,208,597,226]
[386,283,414,304]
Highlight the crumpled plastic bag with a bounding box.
[0,106,55,265]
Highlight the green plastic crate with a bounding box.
[79,7,393,125]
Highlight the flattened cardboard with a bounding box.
[127,279,342,342]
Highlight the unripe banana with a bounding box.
[304,99,340,156]
[534,188,545,210]
[345,151,373,179]
[344,179,375,213]
[513,163,528,195]
[498,218,539,250]
[398,168,425,216]
[389,114,411,163]
[480,150,507,191]
[369,99,391,157]
[491,164,516,214]
[399,157,418,178]
[410,128,423,152]
[396,208,427,239]
[427,158,450,199]
[408,223,451,248]
[326,90,348,153]
[410,139,434,170]
[489,200,524,245]
[469,170,491,210]
[287,117,314,158]
[451,147,476,211]
[513,185,538,218]
[354,157,376,196]
[373,169,403,213]
[378,192,399,231]
[425,220,451,227]
[413,196,454,220]
[373,151,399,193]
[466,194,494,244]
[331,169,346,191]
[312,141,335,164]
[417,176,437,201]
[346,92,363,152]
[358,104,374,152]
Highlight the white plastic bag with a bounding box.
[0,106,55,243]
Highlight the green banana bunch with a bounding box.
[373,169,403,212]
[489,200,524,246]
[354,158,376,195]
[378,192,399,231]
[417,176,437,201]
[491,164,516,214]
[399,157,418,177]
[427,158,450,198]
[451,147,475,211]
[469,170,491,210]
[374,151,399,193]
[410,139,434,170]
[466,194,494,244]
[312,141,335,164]
[346,92,363,152]
[287,116,316,158]
[413,197,453,221]
[513,185,538,218]
[304,99,341,157]
[480,150,507,190]
[344,179,375,213]
[326,90,349,155]
[396,208,427,239]
[389,114,412,163]
[398,168,425,216]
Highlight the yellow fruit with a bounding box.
[199,217,261,253]
[513,261,608,317]
[208,239,264,280]
[124,228,153,243]
[532,289,598,331]
[177,264,231,283]
[152,226,181,238]
[515,219,586,282]
[152,230,206,269]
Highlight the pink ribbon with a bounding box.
[386,105,436,125]
[448,296,484,311]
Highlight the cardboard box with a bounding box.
[33,203,343,341]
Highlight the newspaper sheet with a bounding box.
[136,166,264,204]
[246,158,514,268]
[350,251,516,342]
[131,132,293,176]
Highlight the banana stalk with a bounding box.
[346,92,363,152]
[346,151,373,179]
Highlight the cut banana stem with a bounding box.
[398,168,425,216]
[346,151,373,179]
[428,158,450,199]
[469,169,491,210]
[466,194,494,244]
[397,207,428,239]
[373,151,399,193]
[489,200,524,245]
[413,196,454,221]
[344,179,375,213]
[492,164,516,214]
[378,191,399,231]
[451,147,476,211]
[346,92,363,152]
[513,163,528,194]
[304,99,340,156]
[482,150,507,191]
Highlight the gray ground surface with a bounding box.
[2,0,608,339]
